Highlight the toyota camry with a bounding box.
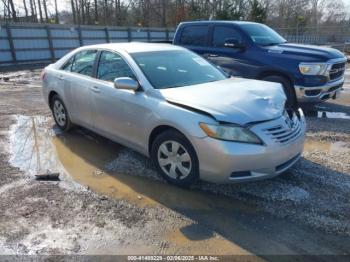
[42,43,306,186]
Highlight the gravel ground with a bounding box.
[0,67,350,258]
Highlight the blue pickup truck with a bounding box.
[173,21,347,107]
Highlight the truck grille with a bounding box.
[264,113,302,144]
[329,62,346,80]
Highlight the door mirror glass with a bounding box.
[224,38,245,49]
[114,77,139,91]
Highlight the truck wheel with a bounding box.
[151,130,199,187]
[262,76,297,109]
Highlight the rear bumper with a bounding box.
[295,77,344,103]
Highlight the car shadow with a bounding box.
[52,126,350,260]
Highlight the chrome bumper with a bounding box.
[295,77,344,103]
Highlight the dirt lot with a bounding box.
[0,67,349,259]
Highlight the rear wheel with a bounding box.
[151,130,199,186]
[262,75,297,109]
[51,95,72,131]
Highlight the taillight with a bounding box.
[40,70,46,81]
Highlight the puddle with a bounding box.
[8,115,350,255]
[9,115,61,176]
[304,140,350,153]
[9,115,259,211]
[8,115,266,254]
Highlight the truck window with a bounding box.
[180,25,208,46]
[212,26,242,47]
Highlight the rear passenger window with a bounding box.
[97,51,134,82]
[212,26,242,47]
[180,25,208,46]
[70,50,97,77]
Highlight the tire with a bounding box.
[151,130,199,187]
[262,75,297,109]
[50,95,72,132]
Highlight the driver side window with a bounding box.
[97,51,135,82]
[212,26,242,47]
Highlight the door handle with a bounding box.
[90,86,100,93]
[207,54,219,58]
[58,75,64,80]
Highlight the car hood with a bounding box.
[159,78,286,125]
[267,43,345,61]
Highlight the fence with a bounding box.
[275,26,350,51]
[0,23,349,68]
[0,23,175,67]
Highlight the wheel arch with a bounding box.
[148,125,188,156]
[257,70,294,87]
[48,90,59,109]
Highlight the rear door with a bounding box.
[177,25,209,56]
[62,50,98,127]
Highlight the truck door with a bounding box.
[177,25,210,57]
[204,25,256,78]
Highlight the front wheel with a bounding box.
[151,130,199,187]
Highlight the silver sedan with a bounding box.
[42,43,306,186]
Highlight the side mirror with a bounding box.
[114,77,139,91]
[224,38,245,49]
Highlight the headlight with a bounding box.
[299,63,328,75]
[199,123,262,144]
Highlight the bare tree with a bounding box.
[23,0,29,17]
[37,0,43,22]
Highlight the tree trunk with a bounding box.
[71,0,77,24]
[23,0,29,18]
[37,0,43,23]
[8,0,17,21]
[94,0,98,23]
[115,0,121,25]
[54,0,59,23]
[43,0,49,22]
[104,0,108,25]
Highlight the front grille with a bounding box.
[329,62,346,80]
[305,89,321,96]
[264,113,302,144]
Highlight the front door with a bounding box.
[204,26,253,77]
[90,51,150,151]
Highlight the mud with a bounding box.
[0,67,350,257]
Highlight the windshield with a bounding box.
[131,50,227,89]
[240,24,287,46]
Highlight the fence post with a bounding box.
[127,28,132,42]
[6,23,16,64]
[147,28,151,42]
[77,26,83,46]
[46,25,55,62]
[105,27,110,43]
[165,28,169,42]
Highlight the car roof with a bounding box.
[179,20,261,26]
[77,42,184,54]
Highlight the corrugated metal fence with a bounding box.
[0,23,175,67]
